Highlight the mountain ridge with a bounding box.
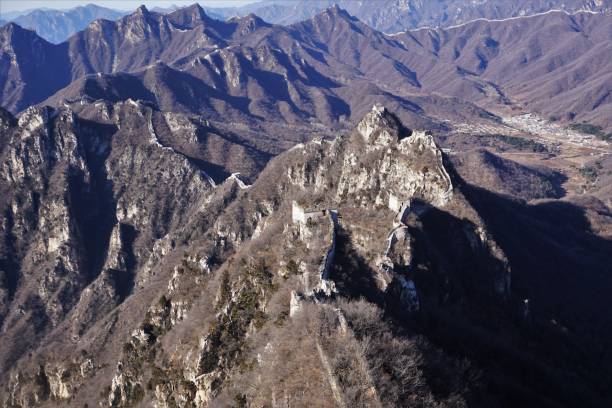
[1,103,610,406]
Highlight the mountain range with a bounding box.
[1,4,610,135]
[0,2,611,407]
[3,1,611,44]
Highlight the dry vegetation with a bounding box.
[217,298,479,408]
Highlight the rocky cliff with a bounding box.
[0,100,260,401]
[3,105,608,406]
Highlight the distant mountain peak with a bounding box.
[176,3,207,17]
[323,4,353,19]
[237,12,270,29]
[187,2,205,12]
[167,2,213,28]
[124,4,161,27]
[243,12,265,22]
[304,5,361,30]
[81,3,107,10]
[135,4,150,15]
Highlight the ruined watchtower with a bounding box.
[292,201,329,225]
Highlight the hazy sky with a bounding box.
[0,0,257,14]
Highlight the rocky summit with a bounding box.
[1,2,612,408]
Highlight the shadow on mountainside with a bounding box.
[329,176,612,406]
[330,223,384,305]
[447,181,612,407]
[396,190,611,407]
[461,182,612,338]
[69,119,118,285]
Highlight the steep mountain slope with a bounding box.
[10,4,125,44]
[0,5,266,112]
[449,149,566,200]
[224,0,612,32]
[403,9,612,130]
[1,105,611,407]
[0,98,268,379]
[0,23,71,113]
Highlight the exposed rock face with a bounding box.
[0,24,72,113]
[286,106,509,307]
[351,105,453,207]
[0,101,228,397]
[1,105,611,407]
